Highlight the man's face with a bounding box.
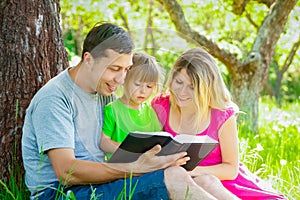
[91,50,133,96]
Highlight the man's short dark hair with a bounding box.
[82,22,134,60]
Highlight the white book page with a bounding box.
[173,134,218,144]
[131,131,172,137]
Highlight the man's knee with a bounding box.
[193,174,221,189]
[163,166,194,199]
[164,166,191,183]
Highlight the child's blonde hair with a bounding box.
[124,52,164,93]
[165,48,239,123]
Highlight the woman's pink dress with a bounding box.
[152,95,286,200]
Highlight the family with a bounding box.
[22,22,285,199]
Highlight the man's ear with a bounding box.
[83,52,93,64]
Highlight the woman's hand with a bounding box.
[173,154,190,167]
[187,167,206,177]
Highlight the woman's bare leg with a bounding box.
[164,166,217,200]
[193,174,240,200]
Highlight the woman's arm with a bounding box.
[99,132,120,153]
[188,116,239,180]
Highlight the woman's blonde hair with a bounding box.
[165,48,238,122]
[124,52,164,93]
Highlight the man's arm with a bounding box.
[48,145,188,185]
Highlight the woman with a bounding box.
[152,48,285,200]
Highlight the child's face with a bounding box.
[125,80,156,106]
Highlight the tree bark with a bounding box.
[233,0,276,15]
[157,0,297,132]
[0,0,68,182]
[143,0,157,57]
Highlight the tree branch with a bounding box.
[233,0,276,15]
[156,0,242,74]
[245,12,259,29]
[281,36,300,74]
[232,0,249,15]
[254,0,276,8]
[252,0,298,65]
[118,7,131,37]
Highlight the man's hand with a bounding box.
[130,145,190,174]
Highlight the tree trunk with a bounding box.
[143,0,157,57]
[157,0,297,132]
[230,52,263,132]
[0,0,68,182]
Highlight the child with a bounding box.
[100,52,164,160]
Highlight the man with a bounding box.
[22,22,234,200]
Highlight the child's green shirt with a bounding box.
[102,99,162,159]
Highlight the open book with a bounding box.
[108,131,218,171]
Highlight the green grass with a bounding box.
[239,98,300,200]
[0,171,29,200]
[1,98,299,199]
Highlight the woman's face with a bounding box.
[170,68,195,107]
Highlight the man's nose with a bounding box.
[114,70,127,84]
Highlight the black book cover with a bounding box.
[108,131,218,171]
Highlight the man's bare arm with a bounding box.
[48,145,188,185]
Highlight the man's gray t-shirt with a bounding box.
[22,68,114,198]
